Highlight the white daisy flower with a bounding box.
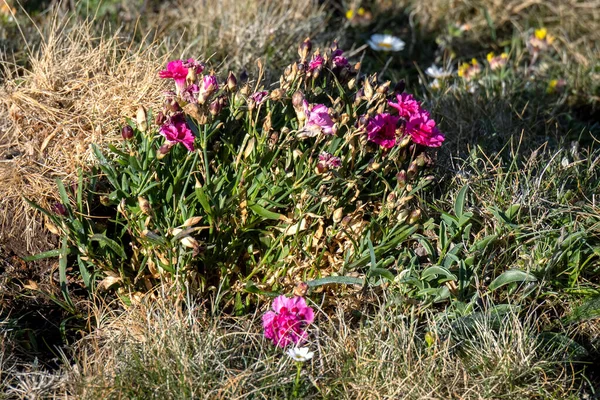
[367,34,405,52]
[286,347,314,362]
[425,64,453,79]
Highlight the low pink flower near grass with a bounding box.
[366,113,399,149]
[388,93,422,119]
[405,112,445,147]
[263,295,314,348]
[303,102,336,136]
[159,60,189,93]
[159,113,195,152]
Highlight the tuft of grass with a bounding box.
[65,295,585,399]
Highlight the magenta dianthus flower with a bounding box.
[263,295,314,348]
[159,60,189,93]
[405,112,445,147]
[303,102,336,136]
[366,113,399,149]
[181,84,200,104]
[159,113,195,152]
[388,93,422,119]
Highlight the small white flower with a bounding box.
[286,347,314,362]
[367,34,405,52]
[429,78,441,90]
[425,64,453,79]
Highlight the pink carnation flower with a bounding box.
[308,54,324,72]
[202,75,219,95]
[263,295,314,348]
[303,102,336,136]
[159,113,195,152]
[405,112,445,147]
[159,60,189,93]
[366,113,399,149]
[388,93,422,119]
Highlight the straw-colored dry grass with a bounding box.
[151,0,328,75]
[0,13,168,253]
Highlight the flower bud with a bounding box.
[53,202,68,216]
[397,170,407,187]
[186,68,197,86]
[298,37,312,62]
[270,88,285,101]
[136,106,148,132]
[180,236,199,249]
[407,161,419,179]
[347,78,356,90]
[293,281,309,297]
[377,81,391,94]
[209,99,222,116]
[227,71,237,91]
[165,98,181,113]
[155,111,166,126]
[408,209,422,224]
[100,195,110,206]
[397,209,409,223]
[394,79,406,94]
[157,142,173,159]
[399,135,411,148]
[292,91,305,110]
[363,78,374,101]
[333,207,344,223]
[121,125,134,140]
[182,216,202,227]
[138,197,151,215]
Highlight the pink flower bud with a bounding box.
[121,125,134,140]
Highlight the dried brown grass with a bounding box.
[151,0,328,75]
[0,12,168,253]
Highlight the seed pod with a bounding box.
[157,143,173,159]
[155,111,166,126]
[136,106,148,132]
[377,81,391,94]
[186,68,197,86]
[347,78,356,90]
[397,170,407,187]
[121,125,134,140]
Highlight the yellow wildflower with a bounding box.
[346,9,354,20]
[486,52,495,62]
[358,7,366,16]
[535,28,547,40]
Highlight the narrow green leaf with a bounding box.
[489,269,537,291]
[90,233,126,259]
[23,248,65,262]
[454,185,469,219]
[306,276,364,287]
[248,202,284,221]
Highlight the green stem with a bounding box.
[292,362,302,399]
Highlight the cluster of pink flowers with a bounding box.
[263,295,314,348]
[365,93,445,148]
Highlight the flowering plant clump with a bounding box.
[32,38,446,302]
